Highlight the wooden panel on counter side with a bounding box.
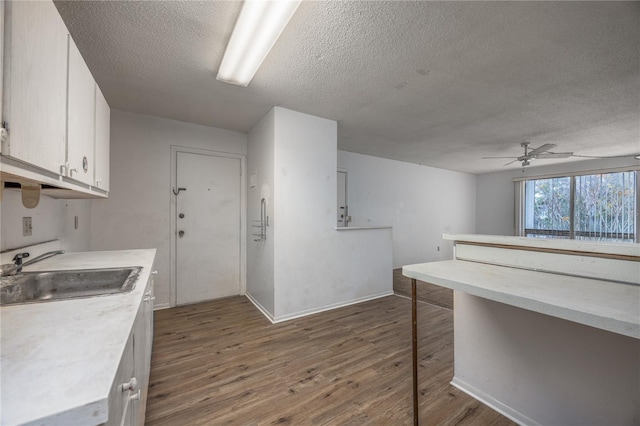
[145,295,514,425]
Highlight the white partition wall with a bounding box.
[246,109,276,316]
[338,151,476,268]
[246,107,393,322]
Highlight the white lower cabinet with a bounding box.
[106,335,134,426]
[134,274,155,425]
[104,274,154,426]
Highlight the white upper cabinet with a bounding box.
[67,37,96,186]
[94,85,110,192]
[1,2,5,123]
[1,0,110,198]
[2,1,68,175]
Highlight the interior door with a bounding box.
[176,152,241,305]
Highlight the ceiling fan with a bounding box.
[482,142,572,167]
[483,142,640,167]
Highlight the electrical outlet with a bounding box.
[22,217,32,236]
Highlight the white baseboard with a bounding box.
[450,376,539,426]
[153,302,171,310]
[162,291,394,323]
[246,291,394,324]
[245,292,275,323]
[279,291,394,323]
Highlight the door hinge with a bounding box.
[1,122,9,152]
[1,122,9,140]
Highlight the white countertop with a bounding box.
[443,233,640,258]
[403,260,640,339]
[334,226,392,231]
[1,249,156,426]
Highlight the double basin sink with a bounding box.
[0,267,142,306]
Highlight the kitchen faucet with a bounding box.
[1,250,65,277]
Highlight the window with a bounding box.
[519,170,638,243]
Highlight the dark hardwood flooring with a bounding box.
[393,268,453,310]
[145,295,513,425]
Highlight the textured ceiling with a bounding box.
[54,1,640,174]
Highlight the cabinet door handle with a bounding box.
[69,165,78,177]
[121,376,138,392]
[129,390,141,401]
[151,270,158,275]
[144,294,156,303]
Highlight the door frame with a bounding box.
[169,145,246,308]
[337,168,348,227]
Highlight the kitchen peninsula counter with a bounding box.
[403,234,639,425]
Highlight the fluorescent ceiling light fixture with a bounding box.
[217,0,301,87]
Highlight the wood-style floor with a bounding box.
[145,295,514,425]
[393,269,453,310]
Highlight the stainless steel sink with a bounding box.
[0,267,142,305]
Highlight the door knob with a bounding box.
[178,230,185,237]
[179,213,185,219]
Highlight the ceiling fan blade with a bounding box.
[527,143,558,157]
[481,156,518,159]
[571,154,640,159]
[536,152,573,159]
[503,159,518,166]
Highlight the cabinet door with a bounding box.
[106,334,134,426]
[67,37,95,185]
[94,85,110,191]
[3,0,67,173]
[1,2,5,126]
[133,276,154,425]
[146,274,154,371]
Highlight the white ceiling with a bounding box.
[54,1,640,174]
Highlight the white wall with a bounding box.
[0,189,91,252]
[338,151,476,268]
[454,293,640,425]
[272,108,392,321]
[246,109,276,315]
[476,157,640,236]
[90,110,246,308]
